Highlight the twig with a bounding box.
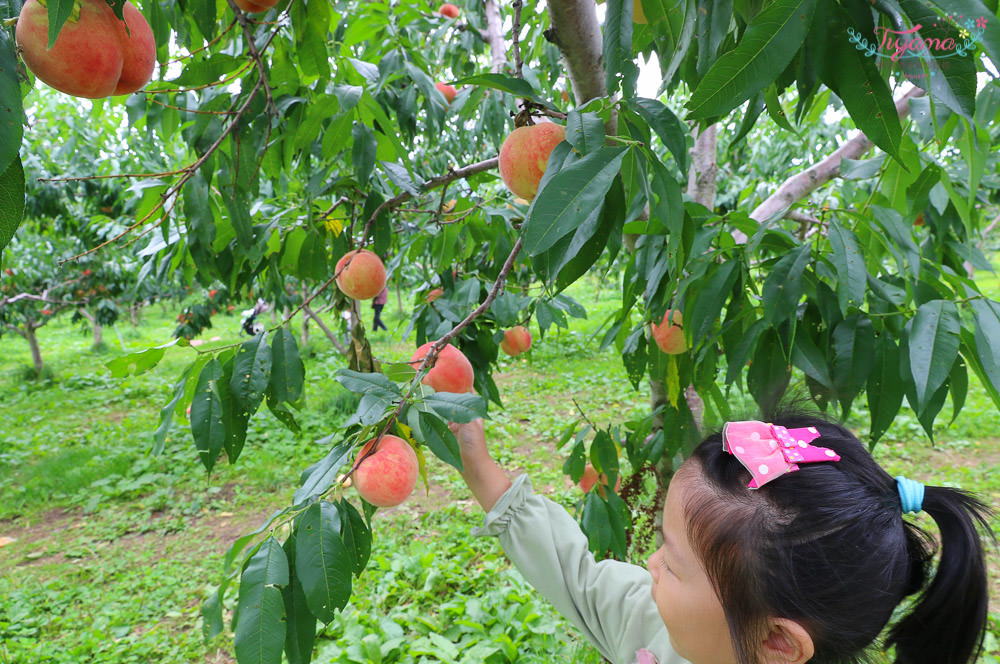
[226,0,277,116]
[512,0,524,80]
[359,157,499,243]
[343,237,525,478]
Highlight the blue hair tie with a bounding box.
[895,476,925,514]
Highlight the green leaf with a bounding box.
[351,123,376,184]
[335,369,401,398]
[281,537,317,664]
[747,327,791,415]
[970,299,1000,399]
[564,111,606,156]
[231,333,272,418]
[826,221,866,316]
[629,98,688,173]
[295,501,353,624]
[927,0,1000,82]
[234,537,288,664]
[421,392,487,423]
[191,358,227,473]
[603,0,635,95]
[685,260,739,344]
[821,12,902,159]
[590,430,619,486]
[44,0,77,48]
[270,327,305,404]
[152,361,195,456]
[522,146,629,256]
[905,300,960,413]
[294,443,354,506]
[831,315,875,415]
[866,335,903,446]
[686,0,818,120]
[337,499,372,576]
[106,341,177,378]
[0,32,24,176]
[202,585,225,642]
[452,73,542,101]
[580,492,613,554]
[761,243,811,326]
[0,155,24,256]
[790,331,833,390]
[407,409,463,471]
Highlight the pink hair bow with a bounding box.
[722,420,841,489]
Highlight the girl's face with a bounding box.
[647,465,737,664]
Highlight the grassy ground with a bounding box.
[1,274,999,663]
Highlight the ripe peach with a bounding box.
[426,287,444,303]
[234,0,280,12]
[352,435,418,507]
[579,464,621,497]
[438,3,460,18]
[435,82,457,104]
[500,326,531,357]
[112,2,155,94]
[650,309,686,354]
[335,250,387,300]
[16,0,155,99]
[411,342,475,394]
[498,123,566,200]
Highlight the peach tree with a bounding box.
[3,0,1000,662]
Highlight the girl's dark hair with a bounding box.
[683,411,993,664]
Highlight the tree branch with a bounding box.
[750,86,926,224]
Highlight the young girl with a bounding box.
[449,413,993,664]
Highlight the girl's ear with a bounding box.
[760,618,814,664]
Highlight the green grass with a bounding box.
[1,274,999,663]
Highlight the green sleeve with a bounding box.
[473,475,684,664]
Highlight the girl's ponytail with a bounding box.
[887,485,994,664]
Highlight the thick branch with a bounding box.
[686,124,718,209]
[750,86,926,224]
[544,0,604,105]
[302,304,347,354]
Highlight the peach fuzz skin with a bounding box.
[352,435,419,507]
[16,0,154,99]
[500,326,532,357]
[411,342,475,394]
[498,123,566,200]
[335,250,387,300]
[650,309,686,355]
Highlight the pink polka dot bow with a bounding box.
[722,420,841,489]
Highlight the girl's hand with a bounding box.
[449,418,487,461]
[448,418,511,512]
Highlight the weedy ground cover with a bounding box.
[1,274,998,663]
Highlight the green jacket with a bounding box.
[473,475,686,664]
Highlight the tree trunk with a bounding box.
[25,324,44,376]
[301,315,310,348]
[77,307,103,350]
[303,304,348,355]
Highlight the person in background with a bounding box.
[372,286,388,331]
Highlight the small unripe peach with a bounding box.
[352,435,418,507]
[498,123,566,200]
[234,0,280,12]
[500,326,532,356]
[435,82,457,104]
[335,250,387,300]
[650,309,686,354]
[411,342,475,394]
[438,3,460,18]
[426,287,444,303]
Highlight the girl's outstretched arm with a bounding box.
[449,418,511,512]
